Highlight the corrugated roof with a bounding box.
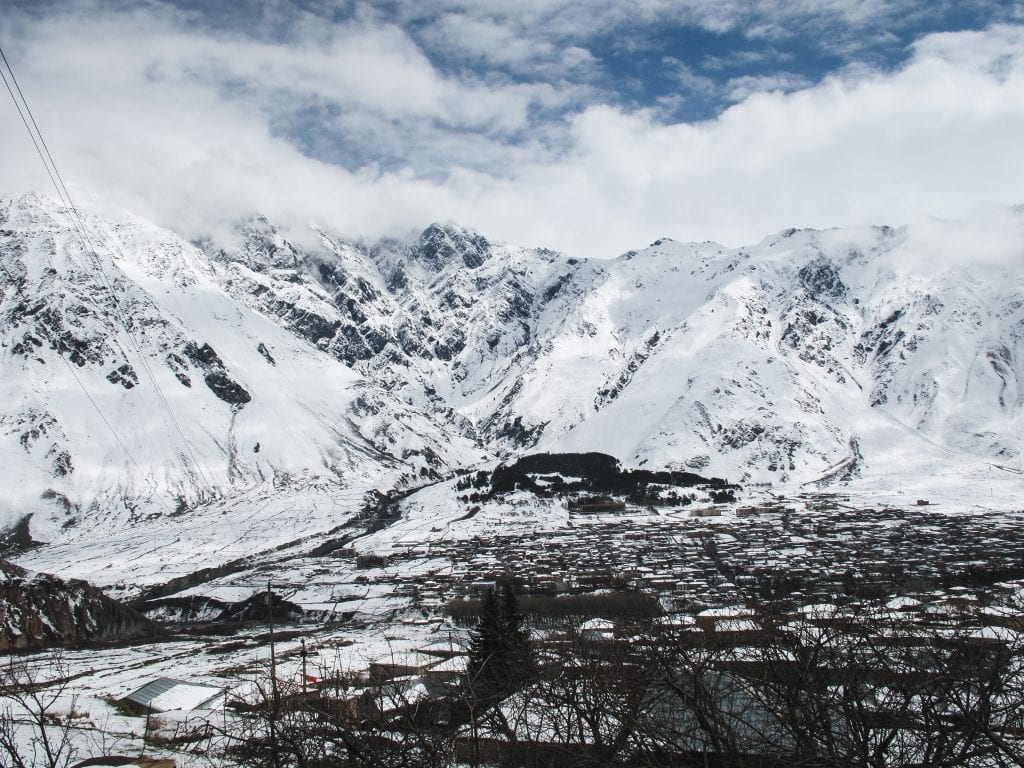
[122,677,224,712]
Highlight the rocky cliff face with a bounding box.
[0,558,156,650]
[206,214,604,447]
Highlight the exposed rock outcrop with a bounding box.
[0,558,158,650]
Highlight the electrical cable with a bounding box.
[1,46,213,491]
[0,256,146,475]
[0,42,215,494]
[0,64,63,201]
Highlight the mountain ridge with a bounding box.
[1,192,1022,580]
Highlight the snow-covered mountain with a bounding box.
[0,193,485,547]
[526,227,1024,486]
[195,201,1024,487]
[1,192,1022,561]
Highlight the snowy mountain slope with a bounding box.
[1,190,1022,576]
[0,194,484,547]
[206,204,1022,487]
[202,215,607,447]
[519,226,1024,484]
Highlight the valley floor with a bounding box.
[5,483,1024,766]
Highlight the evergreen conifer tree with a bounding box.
[499,584,531,681]
[467,585,532,704]
[468,588,504,695]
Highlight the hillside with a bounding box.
[0,192,1021,589]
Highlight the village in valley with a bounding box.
[357,495,1024,622]
[10,467,1024,767]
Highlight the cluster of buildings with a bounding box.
[349,495,1024,627]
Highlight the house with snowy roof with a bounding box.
[120,677,225,714]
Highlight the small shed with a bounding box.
[417,638,468,660]
[121,677,225,714]
[369,651,440,681]
[422,654,469,683]
[579,618,616,642]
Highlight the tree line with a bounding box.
[7,591,1024,767]
[209,592,1024,767]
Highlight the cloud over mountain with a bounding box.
[0,2,1021,257]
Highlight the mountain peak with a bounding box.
[415,222,491,270]
[224,213,303,271]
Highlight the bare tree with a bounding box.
[211,592,1024,768]
[0,653,80,768]
[221,654,455,768]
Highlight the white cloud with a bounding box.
[1,4,1022,261]
[449,23,1024,255]
[422,12,560,71]
[724,72,812,101]
[413,0,933,43]
[899,207,1024,272]
[661,57,718,97]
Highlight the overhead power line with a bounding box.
[0,257,146,476]
[0,42,215,495]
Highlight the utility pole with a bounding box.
[301,638,308,696]
[268,580,279,710]
[267,579,280,768]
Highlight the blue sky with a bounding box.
[2,0,1023,256]
[136,0,1024,168]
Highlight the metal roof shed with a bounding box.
[121,677,225,713]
